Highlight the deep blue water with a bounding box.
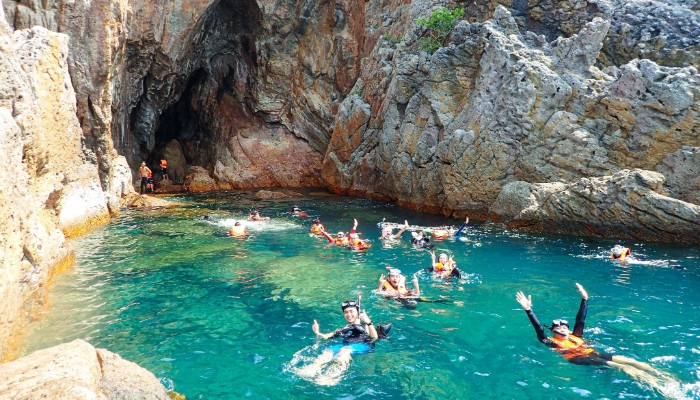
[24,191,700,399]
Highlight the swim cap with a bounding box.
[337,232,345,237]
[439,253,448,259]
[388,268,401,276]
[612,245,624,256]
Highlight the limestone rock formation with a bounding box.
[489,169,700,243]
[0,339,172,399]
[0,21,111,359]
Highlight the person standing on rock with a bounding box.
[139,162,152,195]
[160,158,169,181]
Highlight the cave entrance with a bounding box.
[146,0,263,183]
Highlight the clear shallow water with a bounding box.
[23,191,700,399]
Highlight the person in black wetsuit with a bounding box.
[411,231,434,249]
[516,283,676,392]
[295,299,380,385]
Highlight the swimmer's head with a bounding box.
[341,300,359,312]
[549,319,570,336]
[611,245,625,257]
[312,218,320,224]
[381,227,391,236]
[439,253,448,262]
[234,221,241,226]
[337,232,345,238]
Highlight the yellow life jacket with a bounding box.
[610,248,631,261]
[310,224,324,234]
[382,280,409,296]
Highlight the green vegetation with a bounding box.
[416,7,465,53]
[382,34,403,44]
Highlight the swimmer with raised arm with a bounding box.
[516,283,677,393]
[295,299,379,385]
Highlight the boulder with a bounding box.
[122,193,180,208]
[0,339,172,400]
[182,166,217,192]
[489,169,700,243]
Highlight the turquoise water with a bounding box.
[24,191,700,399]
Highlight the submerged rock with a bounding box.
[489,169,700,243]
[0,339,173,399]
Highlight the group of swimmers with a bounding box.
[226,206,676,392]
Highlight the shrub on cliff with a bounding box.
[416,7,465,53]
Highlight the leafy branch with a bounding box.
[416,7,465,53]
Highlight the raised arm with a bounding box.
[516,291,548,343]
[358,311,378,341]
[393,220,409,239]
[377,274,386,292]
[312,319,338,340]
[455,217,469,238]
[320,230,334,244]
[572,283,588,337]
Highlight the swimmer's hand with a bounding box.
[378,274,386,284]
[358,310,371,324]
[516,291,532,311]
[312,319,320,335]
[575,283,588,301]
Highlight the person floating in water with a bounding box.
[320,219,368,249]
[296,299,385,386]
[377,268,420,298]
[310,218,325,235]
[610,244,633,261]
[289,205,309,217]
[515,283,677,393]
[379,219,409,241]
[427,252,461,279]
[228,221,248,238]
[248,210,270,222]
[411,231,434,249]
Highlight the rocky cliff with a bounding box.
[1,0,699,363]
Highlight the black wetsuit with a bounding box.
[333,323,373,345]
[525,299,614,365]
[412,237,434,249]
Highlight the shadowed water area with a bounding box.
[23,191,700,399]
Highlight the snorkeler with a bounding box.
[296,299,388,386]
[610,245,633,261]
[515,283,676,392]
[377,268,420,298]
[289,205,309,217]
[228,221,248,238]
[310,218,325,235]
[380,219,409,241]
[248,210,270,222]
[411,231,434,249]
[427,252,461,279]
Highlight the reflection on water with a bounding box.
[23,190,700,399]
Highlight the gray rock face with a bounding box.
[489,169,700,243]
[0,339,171,399]
[323,4,699,231]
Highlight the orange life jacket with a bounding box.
[432,230,449,240]
[160,159,168,168]
[610,248,631,261]
[549,335,595,359]
[335,237,349,246]
[434,261,454,275]
[228,226,247,238]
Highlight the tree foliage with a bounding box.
[416,7,465,53]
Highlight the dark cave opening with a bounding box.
[145,0,264,182]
